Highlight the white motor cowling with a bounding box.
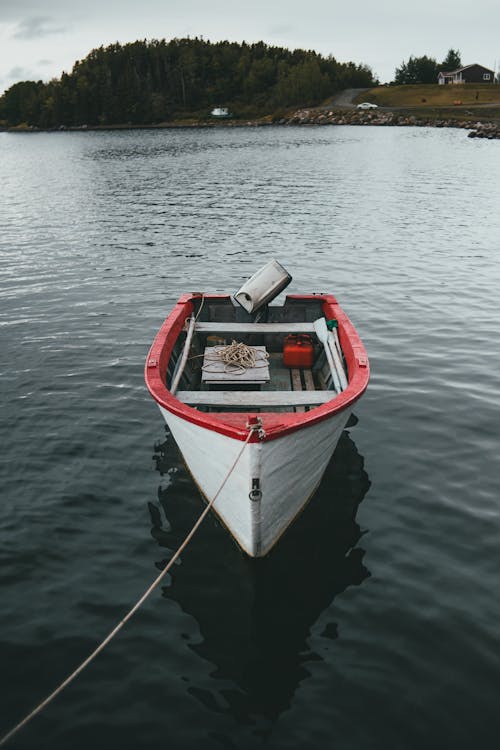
[233,260,292,314]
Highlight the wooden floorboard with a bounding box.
[178,350,333,411]
[303,369,315,391]
[291,368,305,412]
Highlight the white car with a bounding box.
[356,102,378,110]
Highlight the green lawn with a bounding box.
[355,84,500,107]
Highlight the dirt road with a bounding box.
[327,88,370,108]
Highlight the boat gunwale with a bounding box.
[145,293,370,442]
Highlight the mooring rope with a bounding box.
[0,422,261,747]
[202,340,269,375]
[193,293,205,322]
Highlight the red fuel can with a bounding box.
[283,334,314,368]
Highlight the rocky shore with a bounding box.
[466,122,500,139]
[3,108,500,138]
[278,108,500,139]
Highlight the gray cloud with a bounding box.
[12,16,67,40]
[0,65,39,89]
[7,65,32,78]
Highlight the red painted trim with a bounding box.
[145,293,370,442]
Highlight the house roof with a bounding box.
[439,63,495,76]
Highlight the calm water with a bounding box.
[1,125,500,750]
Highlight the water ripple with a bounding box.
[1,126,500,749]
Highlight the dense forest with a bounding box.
[0,37,375,128]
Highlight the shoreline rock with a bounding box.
[2,109,500,138]
[282,108,500,136]
[466,122,500,139]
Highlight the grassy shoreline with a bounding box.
[3,109,499,133]
[354,83,500,109]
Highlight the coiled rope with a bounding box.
[202,340,269,376]
[0,422,262,747]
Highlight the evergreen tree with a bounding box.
[441,49,461,71]
[394,55,439,84]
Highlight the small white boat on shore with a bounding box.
[145,262,369,557]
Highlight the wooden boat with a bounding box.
[145,264,369,557]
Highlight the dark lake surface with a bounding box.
[1,125,500,749]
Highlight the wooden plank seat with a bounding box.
[195,322,316,334]
[175,390,334,408]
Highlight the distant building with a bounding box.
[438,64,496,84]
[210,107,231,117]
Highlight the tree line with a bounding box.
[394,49,462,85]
[0,37,376,127]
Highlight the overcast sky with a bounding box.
[1,0,499,94]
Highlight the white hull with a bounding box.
[159,406,352,557]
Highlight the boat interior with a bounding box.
[167,296,348,414]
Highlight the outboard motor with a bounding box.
[234,260,292,314]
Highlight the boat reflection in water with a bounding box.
[149,423,371,724]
